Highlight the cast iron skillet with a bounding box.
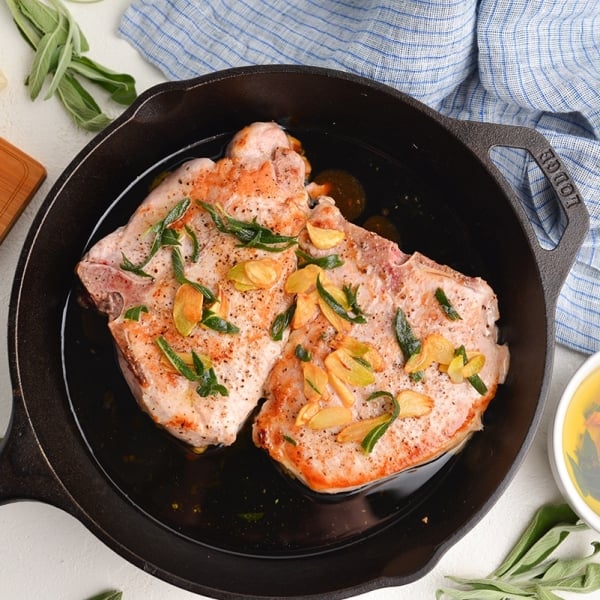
[0,66,589,598]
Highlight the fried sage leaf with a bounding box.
[270,302,296,341]
[295,248,344,270]
[393,307,423,381]
[120,199,190,278]
[435,287,462,321]
[156,336,228,397]
[361,391,399,454]
[123,304,148,321]
[198,201,298,252]
[316,275,366,324]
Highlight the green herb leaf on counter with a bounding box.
[85,591,122,600]
[436,503,600,600]
[6,0,137,131]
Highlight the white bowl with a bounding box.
[549,350,600,531]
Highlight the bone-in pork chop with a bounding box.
[76,122,310,447]
[253,198,509,493]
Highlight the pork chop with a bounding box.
[253,198,509,493]
[76,122,310,447]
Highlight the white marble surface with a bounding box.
[0,2,595,598]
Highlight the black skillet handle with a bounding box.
[0,394,75,512]
[444,119,590,303]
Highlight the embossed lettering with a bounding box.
[553,172,569,186]
[537,147,581,207]
[539,149,556,163]
[545,159,561,174]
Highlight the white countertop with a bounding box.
[0,2,595,598]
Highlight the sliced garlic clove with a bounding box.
[306,221,345,250]
[336,414,390,443]
[307,406,353,430]
[173,283,204,336]
[396,390,434,418]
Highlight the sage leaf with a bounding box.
[70,56,137,105]
[294,344,311,362]
[543,562,600,593]
[443,575,535,596]
[121,199,191,278]
[361,393,399,453]
[6,0,43,47]
[198,201,297,252]
[53,0,88,54]
[171,247,216,303]
[28,15,65,99]
[539,542,600,583]
[56,72,111,130]
[184,224,200,262]
[8,0,136,130]
[156,336,228,397]
[44,24,73,99]
[437,503,600,600]
[201,309,239,334]
[435,287,462,320]
[393,307,421,360]
[85,591,123,600]
[270,302,296,341]
[123,305,148,321]
[436,588,529,599]
[533,586,563,600]
[493,504,580,577]
[296,248,344,270]
[20,0,61,34]
[315,275,366,324]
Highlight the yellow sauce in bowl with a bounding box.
[563,367,600,516]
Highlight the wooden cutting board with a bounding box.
[0,137,46,243]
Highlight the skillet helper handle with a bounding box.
[0,395,74,511]
[445,119,589,303]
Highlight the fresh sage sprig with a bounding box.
[437,503,600,599]
[85,592,122,600]
[6,0,137,131]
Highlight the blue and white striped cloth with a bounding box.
[119,0,600,354]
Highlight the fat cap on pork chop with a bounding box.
[76,122,311,447]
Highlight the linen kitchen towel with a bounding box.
[119,0,600,354]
